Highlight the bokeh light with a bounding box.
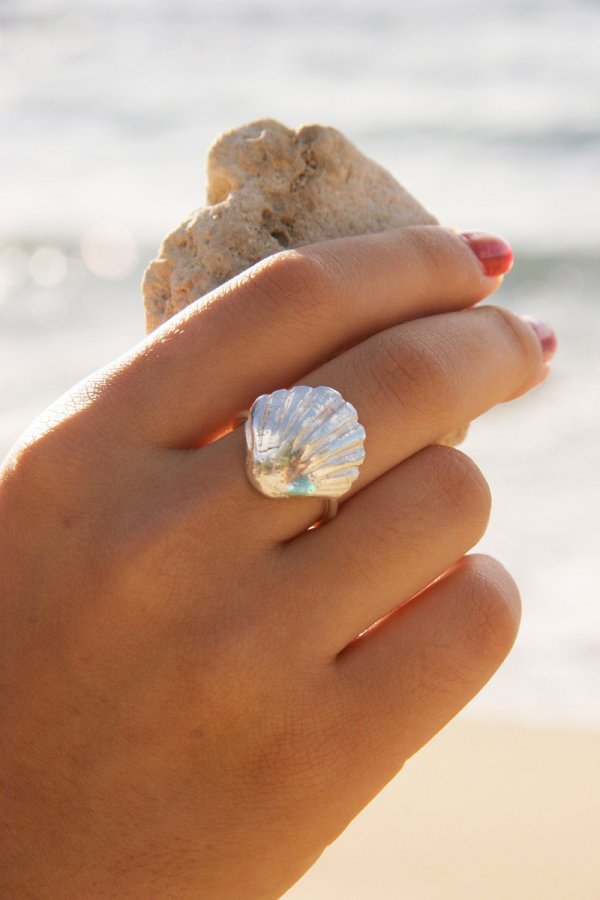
[80,220,138,280]
[0,245,29,304]
[29,245,68,288]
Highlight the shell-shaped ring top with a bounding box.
[244,385,366,500]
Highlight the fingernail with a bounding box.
[520,315,558,362]
[459,231,514,277]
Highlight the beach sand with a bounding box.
[287,718,600,899]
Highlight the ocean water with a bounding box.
[1,0,599,728]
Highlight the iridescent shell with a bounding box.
[245,385,366,499]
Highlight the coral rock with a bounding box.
[142,119,438,331]
[142,119,468,446]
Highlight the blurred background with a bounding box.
[1,0,599,728]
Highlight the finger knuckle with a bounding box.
[482,305,540,373]
[401,226,483,295]
[243,249,339,331]
[369,328,455,416]
[0,430,67,515]
[424,445,491,541]
[456,554,521,656]
[403,226,450,277]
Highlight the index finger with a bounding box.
[121,227,513,447]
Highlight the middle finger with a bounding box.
[199,303,546,541]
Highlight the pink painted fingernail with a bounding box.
[520,315,558,362]
[459,231,514,277]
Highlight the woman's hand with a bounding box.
[0,227,552,898]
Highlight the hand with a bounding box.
[0,227,550,898]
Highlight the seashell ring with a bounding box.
[240,385,366,523]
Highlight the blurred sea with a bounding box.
[1,0,599,728]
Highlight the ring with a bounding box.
[239,385,366,523]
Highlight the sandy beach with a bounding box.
[287,717,600,899]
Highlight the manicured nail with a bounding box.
[459,231,514,277]
[520,315,558,362]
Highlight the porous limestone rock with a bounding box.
[142,118,440,331]
[142,119,467,446]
